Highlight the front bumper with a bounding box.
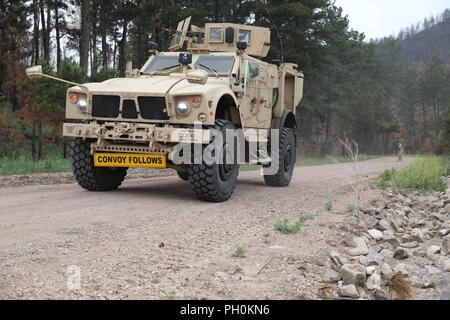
[63,122,211,145]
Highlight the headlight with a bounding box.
[76,97,88,111]
[69,92,88,112]
[176,101,190,116]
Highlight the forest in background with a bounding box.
[1,0,450,163]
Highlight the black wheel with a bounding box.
[176,170,189,181]
[188,120,240,203]
[263,128,296,187]
[71,138,127,191]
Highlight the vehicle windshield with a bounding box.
[195,55,235,76]
[142,54,235,76]
[143,55,181,74]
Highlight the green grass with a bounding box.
[0,149,379,176]
[325,200,333,211]
[233,245,246,258]
[167,292,177,300]
[377,156,449,193]
[346,204,357,213]
[0,154,71,176]
[274,214,314,235]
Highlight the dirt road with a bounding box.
[0,158,411,299]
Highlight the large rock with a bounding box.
[393,263,410,276]
[440,258,450,272]
[366,273,382,290]
[339,284,360,298]
[377,219,391,231]
[384,235,401,249]
[427,245,441,258]
[380,249,394,258]
[341,264,366,286]
[368,229,384,241]
[443,235,450,256]
[394,248,410,260]
[411,228,425,243]
[330,251,346,267]
[380,263,394,279]
[425,265,442,275]
[348,237,369,256]
[324,269,341,282]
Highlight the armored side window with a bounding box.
[238,29,251,44]
[210,27,223,42]
[246,61,260,81]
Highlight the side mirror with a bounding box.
[26,65,43,80]
[179,52,192,66]
[185,69,208,85]
[237,41,247,51]
[147,40,159,51]
[225,27,235,44]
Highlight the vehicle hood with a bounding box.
[73,76,230,96]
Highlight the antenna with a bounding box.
[263,2,284,63]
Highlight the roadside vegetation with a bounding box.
[0,151,379,176]
[232,246,246,258]
[377,156,449,192]
[274,215,314,235]
[0,146,70,176]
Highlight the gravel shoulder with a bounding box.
[0,157,412,299]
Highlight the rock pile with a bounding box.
[323,185,450,300]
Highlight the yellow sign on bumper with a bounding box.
[94,153,166,169]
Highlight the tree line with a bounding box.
[0,0,449,161]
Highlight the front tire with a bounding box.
[71,138,127,191]
[188,120,240,203]
[263,128,296,187]
[176,170,189,181]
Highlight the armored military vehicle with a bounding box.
[26,17,304,202]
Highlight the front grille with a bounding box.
[122,100,138,119]
[138,97,169,120]
[92,95,120,118]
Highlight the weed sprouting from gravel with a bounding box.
[346,204,356,214]
[167,292,177,300]
[275,215,313,235]
[233,246,246,258]
[325,200,333,211]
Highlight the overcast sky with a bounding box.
[334,0,450,40]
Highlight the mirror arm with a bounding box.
[39,73,88,91]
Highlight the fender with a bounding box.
[271,109,297,130]
[208,86,239,113]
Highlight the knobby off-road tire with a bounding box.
[263,128,296,187]
[71,138,127,191]
[188,120,240,203]
[176,170,189,181]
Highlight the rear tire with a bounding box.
[71,138,127,191]
[263,128,296,187]
[188,120,239,203]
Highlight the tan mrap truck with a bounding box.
[26,17,304,203]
